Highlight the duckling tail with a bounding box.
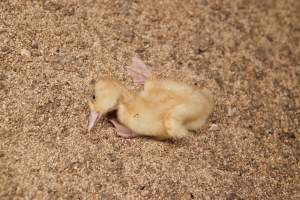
[201,88,213,103]
[201,88,214,112]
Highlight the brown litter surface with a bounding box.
[1,0,300,199]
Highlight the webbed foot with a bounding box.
[110,118,138,139]
[127,55,152,86]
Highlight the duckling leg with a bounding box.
[164,104,201,138]
[110,119,138,138]
[127,55,152,85]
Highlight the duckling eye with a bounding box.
[92,95,96,100]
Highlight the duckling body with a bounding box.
[88,56,214,140]
[117,79,213,139]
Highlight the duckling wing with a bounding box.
[127,55,152,86]
[118,97,167,137]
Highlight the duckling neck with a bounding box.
[119,85,135,104]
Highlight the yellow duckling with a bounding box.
[88,56,214,140]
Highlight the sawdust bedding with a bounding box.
[0,0,299,199]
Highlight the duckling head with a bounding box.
[88,79,127,131]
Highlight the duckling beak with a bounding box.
[88,111,102,131]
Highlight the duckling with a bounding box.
[88,56,214,140]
